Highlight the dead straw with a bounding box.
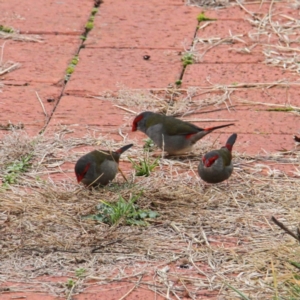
[0,129,299,299]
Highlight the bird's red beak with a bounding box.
[76,163,91,183]
[76,173,83,183]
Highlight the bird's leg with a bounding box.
[118,166,128,182]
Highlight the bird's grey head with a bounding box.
[132,111,154,133]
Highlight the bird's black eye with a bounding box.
[143,55,150,60]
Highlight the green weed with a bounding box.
[181,52,195,67]
[88,16,95,22]
[85,21,94,31]
[143,138,155,152]
[91,8,98,15]
[0,25,14,33]
[83,6,98,33]
[129,154,159,177]
[65,55,79,81]
[197,12,216,23]
[66,279,76,289]
[289,261,300,270]
[65,66,75,75]
[2,154,33,186]
[175,79,182,87]
[75,268,86,278]
[71,55,79,66]
[83,194,159,226]
[286,278,300,300]
[224,283,251,300]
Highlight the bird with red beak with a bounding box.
[75,144,133,187]
[198,133,237,183]
[132,111,234,155]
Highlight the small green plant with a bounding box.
[0,25,14,33]
[143,138,155,152]
[83,194,159,226]
[197,12,217,23]
[181,52,195,67]
[65,55,79,81]
[289,261,300,270]
[85,21,94,31]
[83,6,98,33]
[66,279,76,289]
[79,6,98,43]
[91,8,98,15]
[66,66,75,75]
[285,276,300,299]
[224,283,251,300]
[75,268,86,278]
[175,79,182,87]
[71,55,79,66]
[2,154,33,186]
[129,154,159,177]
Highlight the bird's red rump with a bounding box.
[225,143,233,151]
[76,162,91,183]
[203,155,218,167]
[132,114,143,131]
[185,133,195,139]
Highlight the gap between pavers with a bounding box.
[0,0,100,136]
[64,1,201,96]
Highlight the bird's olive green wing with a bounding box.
[97,150,120,163]
[92,150,112,163]
[162,116,201,135]
[219,148,232,166]
[145,113,165,128]
[110,152,120,163]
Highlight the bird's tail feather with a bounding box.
[116,143,134,154]
[225,133,237,151]
[190,123,234,143]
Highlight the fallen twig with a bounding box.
[35,91,48,117]
[271,216,300,242]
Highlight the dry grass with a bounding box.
[187,0,300,75]
[0,32,42,79]
[0,129,300,299]
[246,3,300,74]
[95,85,206,117]
[95,0,300,122]
[0,31,43,43]
[186,0,232,8]
[0,41,20,77]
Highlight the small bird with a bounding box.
[198,133,237,184]
[132,111,234,155]
[75,144,133,187]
